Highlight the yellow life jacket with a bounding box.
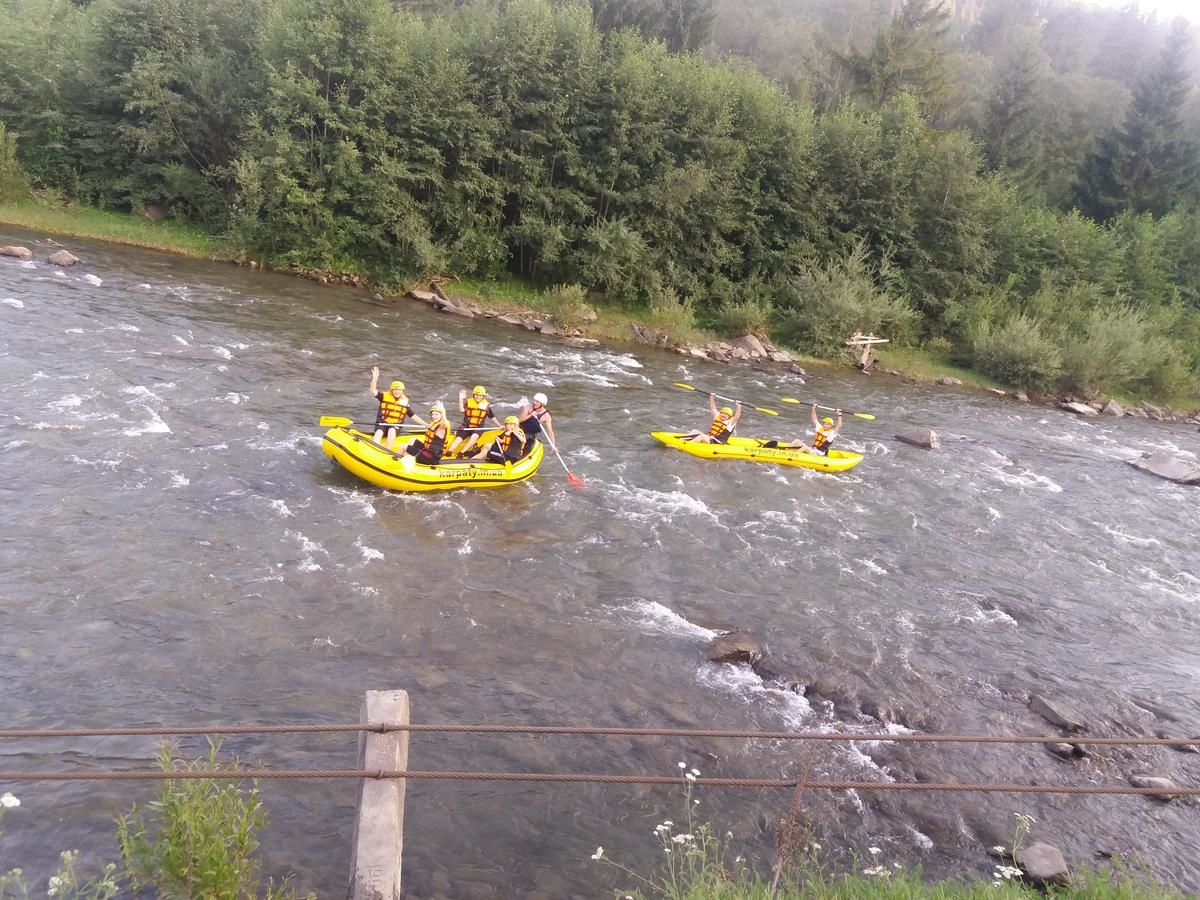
[462,397,490,428]
[812,426,834,453]
[422,419,447,455]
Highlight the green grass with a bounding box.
[876,346,1009,392]
[0,199,228,258]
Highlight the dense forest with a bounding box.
[1,0,1199,400]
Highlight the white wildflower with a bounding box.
[685,772,696,782]
[868,846,881,855]
[663,847,671,854]
[693,798,700,805]
[591,847,604,861]
[862,865,887,876]
[811,842,822,851]
[690,767,700,776]
[0,793,19,809]
[992,881,1002,888]
[726,831,734,839]
[735,856,744,864]
[677,761,687,769]
[672,834,689,844]
[663,819,673,826]
[48,875,63,897]
[992,845,1006,855]
[893,862,903,869]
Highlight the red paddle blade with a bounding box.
[567,472,585,488]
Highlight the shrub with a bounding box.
[972,314,1063,392]
[713,296,773,338]
[923,335,954,359]
[0,123,29,202]
[646,286,698,344]
[545,282,594,328]
[118,740,301,900]
[773,242,918,357]
[1060,305,1193,400]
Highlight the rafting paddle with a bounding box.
[546,442,585,487]
[779,398,876,421]
[672,383,779,416]
[316,417,494,432]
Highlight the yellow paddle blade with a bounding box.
[852,412,877,421]
[755,407,779,416]
[319,415,353,427]
[781,397,802,404]
[673,382,698,391]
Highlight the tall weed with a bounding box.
[0,123,29,202]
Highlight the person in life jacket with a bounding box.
[405,402,449,465]
[681,393,741,443]
[446,385,500,457]
[472,415,528,463]
[518,392,557,452]
[369,366,425,450]
[785,405,842,455]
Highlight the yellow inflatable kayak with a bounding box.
[322,427,544,492]
[651,431,863,473]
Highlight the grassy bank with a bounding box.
[0,199,228,258]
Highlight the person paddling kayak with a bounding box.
[519,392,558,449]
[682,393,741,443]
[369,366,425,450]
[446,385,501,458]
[405,402,449,465]
[784,404,842,455]
[472,415,528,463]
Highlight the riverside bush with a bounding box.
[0,124,28,202]
[545,282,594,328]
[772,243,918,357]
[647,286,699,343]
[713,297,773,338]
[972,314,1063,392]
[1058,306,1189,399]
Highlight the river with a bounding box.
[2,227,1198,896]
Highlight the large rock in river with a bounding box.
[1019,842,1070,886]
[895,428,941,449]
[47,249,80,267]
[1101,399,1125,417]
[704,632,763,665]
[1059,401,1098,416]
[0,245,34,259]
[1129,774,1182,801]
[1128,451,1200,486]
[1030,693,1085,731]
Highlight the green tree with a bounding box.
[591,0,714,52]
[1073,20,1200,221]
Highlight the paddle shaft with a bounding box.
[672,383,778,416]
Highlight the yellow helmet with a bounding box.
[472,385,487,396]
[389,380,405,393]
[430,402,446,414]
[719,406,733,416]
[504,415,519,425]
[822,417,834,425]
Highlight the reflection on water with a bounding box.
[2,227,1199,895]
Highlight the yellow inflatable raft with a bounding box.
[651,431,863,473]
[322,427,544,492]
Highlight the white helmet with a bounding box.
[533,392,548,406]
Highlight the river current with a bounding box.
[1,227,1198,896]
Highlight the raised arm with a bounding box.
[541,413,557,450]
[369,366,380,396]
[708,392,718,418]
[833,409,844,435]
[458,388,468,412]
[810,404,819,428]
[731,401,743,428]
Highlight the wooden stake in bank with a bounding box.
[349,690,409,900]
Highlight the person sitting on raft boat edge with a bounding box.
[405,402,449,465]
[784,404,842,455]
[446,385,501,457]
[519,392,558,450]
[369,366,425,450]
[682,393,741,443]
[472,415,528,463]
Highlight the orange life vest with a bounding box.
[377,393,410,426]
[422,420,447,456]
[709,415,733,439]
[462,397,490,428]
[493,431,522,459]
[812,426,833,454]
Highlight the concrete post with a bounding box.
[348,690,410,900]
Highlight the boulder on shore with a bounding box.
[538,321,560,336]
[1128,450,1200,486]
[936,376,962,386]
[496,314,525,327]
[47,249,80,267]
[1128,774,1182,802]
[895,428,941,449]
[1059,401,1098,416]
[408,289,437,303]
[730,333,767,359]
[0,245,34,259]
[704,632,763,666]
[1139,401,1166,420]
[1019,842,1070,886]
[1015,391,1029,402]
[768,350,793,364]
[1030,693,1085,731]
[1101,399,1125,417]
